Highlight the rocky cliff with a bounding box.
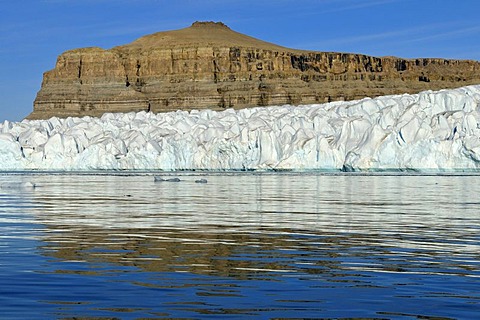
[29,21,480,119]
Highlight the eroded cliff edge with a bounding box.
[29,21,480,119]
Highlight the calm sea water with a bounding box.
[0,172,479,319]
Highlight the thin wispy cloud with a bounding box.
[408,25,480,43]
[319,0,404,13]
[297,20,479,52]
[286,0,406,16]
[297,24,435,48]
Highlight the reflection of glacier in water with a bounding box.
[1,85,480,171]
[26,173,480,257]
[1,173,479,318]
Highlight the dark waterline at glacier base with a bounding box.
[3,167,480,176]
[0,172,479,319]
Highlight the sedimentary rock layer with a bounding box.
[29,21,480,119]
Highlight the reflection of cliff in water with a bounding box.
[39,225,352,279]
[28,173,478,281]
[26,173,354,279]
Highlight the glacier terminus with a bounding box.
[1,85,480,172]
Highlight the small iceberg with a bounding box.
[154,177,181,182]
[0,181,36,189]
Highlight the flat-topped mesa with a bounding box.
[29,21,480,119]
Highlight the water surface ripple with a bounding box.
[0,173,479,319]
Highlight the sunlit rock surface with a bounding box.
[29,21,480,120]
[2,85,480,171]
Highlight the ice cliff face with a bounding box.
[2,85,480,171]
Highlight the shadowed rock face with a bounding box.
[29,21,480,119]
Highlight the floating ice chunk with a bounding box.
[22,181,36,189]
[0,181,36,189]
[154,177,181,182]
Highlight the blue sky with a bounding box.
[1,0,480,121]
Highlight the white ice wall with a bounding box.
[1,85,480,171]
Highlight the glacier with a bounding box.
[1,85,480,172]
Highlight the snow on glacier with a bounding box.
[1,85,480,171]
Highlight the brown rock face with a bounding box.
[29,21,480,119]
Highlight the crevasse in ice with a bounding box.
[1,85,480,171]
